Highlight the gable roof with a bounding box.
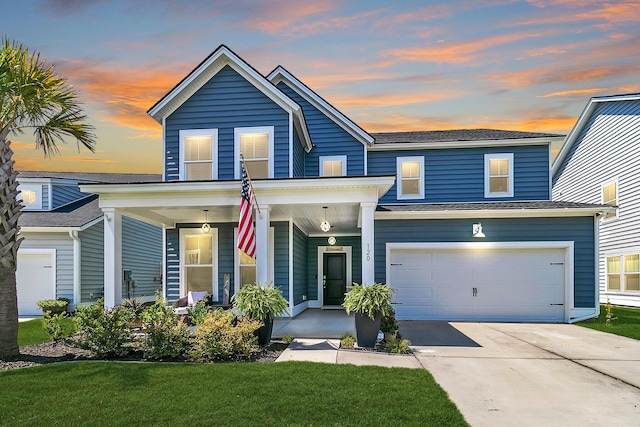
[147,45,312,152]
[19,195,102,229]
[267,66,374,146]
[552,93,640,177]
[369,129,563,151]
[18,171,162,183]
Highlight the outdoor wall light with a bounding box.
[328,236,336,245]
[472,223,485,238]
[202,209,211,233]
[320,206,331,232]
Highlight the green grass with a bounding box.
[0,361,468,427]
[18,318,76,347]
[577,304,640,340]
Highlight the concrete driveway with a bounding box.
[400,321,640,427]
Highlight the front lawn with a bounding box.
[577,304,640,340]
[0,361,468,426]
[18,318,75,347]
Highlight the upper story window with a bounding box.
[484,153,514,198]
[320,155,347,177]
[396,156,424,200]
[180,129,218,181]
[602,180,618,219]
[18,184,42,210]
[235,126,274,179]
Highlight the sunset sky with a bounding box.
[4,0,640,173]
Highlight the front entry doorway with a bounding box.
[323,252,346,305]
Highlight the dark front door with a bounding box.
[323,252,346,305]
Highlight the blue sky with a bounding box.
[4,0,640,173]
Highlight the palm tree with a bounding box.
[0,38,95,359]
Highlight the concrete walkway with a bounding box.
[276,323,640,427]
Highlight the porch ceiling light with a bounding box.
[472,223,485,238]
[320,206,331,232]
[202,209,210,234]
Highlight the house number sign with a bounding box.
[366,244,371,261]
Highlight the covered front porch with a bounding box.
[80,176,394,314]
[273,309,356,339]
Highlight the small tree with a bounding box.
[0,38,95,359]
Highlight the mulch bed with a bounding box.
[0,338,289,371]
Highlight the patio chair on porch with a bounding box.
[173,291,208,315]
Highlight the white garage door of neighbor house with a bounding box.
[17,251,55,316]
[389,246,566,322]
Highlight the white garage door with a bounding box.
[17,251,55,316]
[389,245,566,322]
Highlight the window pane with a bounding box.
[607,256,620,273]
[490,177,509,193]
[401,162,419,178]
[603,182,616,205]
[246,160,269,179]
[185,136,212,161]
[240,265,256,288]
[402,179,419,195]
[608,274,621,290]
[624,255,639,273]
[240,133,269,159]
[185,235,212,265]
[22,190,37,205]
[490,159,508,176]
[626,274,640,291]
[186,162,212,180]
[323,161,343,177]
[186,267,212,293]
[239,250,256,265]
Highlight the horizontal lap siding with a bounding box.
[51,184,85,208]
[273,221,289,301]
[293,128,305,177]
[79,221,104,303]
[369,145,550,204]
[165,65,290,181]
[20,232,74,302]
[375,217,595,307]
[122,217,162,301]
[42,185,49,210]
[307,236,362,301]
[553,100,640,302]
[276,82,365,176]
[293,224,307,305]
[165,228,180,303]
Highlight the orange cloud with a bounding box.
[519,1,640,26]
[538,88,608,98]
[331,90,464,109]
[486,63,639,87]
[480,116,576,134]
[359,115,462,133]
[247,1,336,34]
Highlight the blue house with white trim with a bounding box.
[83,45,607,323]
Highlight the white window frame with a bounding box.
[233,227,274,293]
[319,155,347,177]
[179,129,218,181]
[234,126,275,179]
[606,255,621,292]
[396,156,424,200]
[179,228,218,301]
[601,179,618,220]
[484,153,514,198]
[18,184,42,210]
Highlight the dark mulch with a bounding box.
[0,338,288,371]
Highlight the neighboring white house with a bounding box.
[16,172,163,316]
[553,93,640,307]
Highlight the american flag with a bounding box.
[237,161,256,258]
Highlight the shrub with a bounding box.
[122,297,146,321]
[340,333,356,348]
[191,309,261,361]
[36,298,70,315]
[342,283,394,320]
[385,338,411,354]
[187,298,210,326]
[281,335,294,344]
[74,298,133,358]
[380,303,399,334]
[231,282,289,321]
[141,298,191,360]
[43,312,74,341]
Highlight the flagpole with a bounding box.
[239,154,262,217]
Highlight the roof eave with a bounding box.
[369,136,563,151]
[375,206,610,219]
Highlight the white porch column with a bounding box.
[103,208,122,308]
[361,202,376,285]
[255,204,270,284]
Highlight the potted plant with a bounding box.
[380,302,399,342]
[342,282,393,347]
[231,281,289,345]
[36,297,70,316]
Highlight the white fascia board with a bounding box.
[268,67,374,146]
[148,46,300,122]
[375,207,609,220]
[20,226,78,233]
[552,93,640,177]
[369,137,563,151]
[293,111,313,152]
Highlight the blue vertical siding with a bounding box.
[293,127,305,177]
[292,224,307,305]
[306,236,362,301]
[275,81,365,177]
[165,65,290,181]
[273,221,289,301]
[369,145,550,204]
[51,184,86,208]
[374,216,596,307]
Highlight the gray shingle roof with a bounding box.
[19,195,102,228]
[372,129,564,144]
[18,171,161,183]
[377,201,609,212]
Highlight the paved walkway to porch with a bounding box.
[272,308,356,339]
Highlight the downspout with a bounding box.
[69,230,81,310]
